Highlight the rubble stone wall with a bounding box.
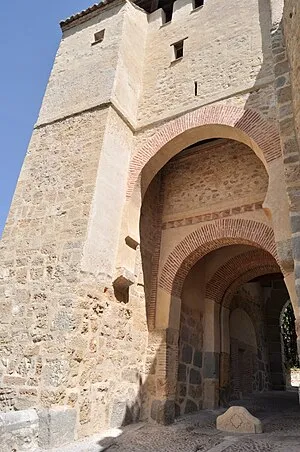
[138,0,275,125]
[283,0,300,146]
[0,106,149,438]
[162,139,268,223]
[176,304,204,416]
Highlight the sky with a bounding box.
[0,1,97,236]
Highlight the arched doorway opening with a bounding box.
[172,244,285,417]
[224,273,294,402]
[135,111,294,424]
[280,299,300,389]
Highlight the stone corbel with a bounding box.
[113,266,135,291]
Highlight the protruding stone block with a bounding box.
[38,406,76,448]
[113,267,135,290]
[0,409,38,451]
[125,235,139,250]
[216,406,263,434]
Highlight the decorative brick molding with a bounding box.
[162,202,263,230]
[127,105,281,198]
[222,265,280,308]
[159,219,279,296]
[206,250,281,304]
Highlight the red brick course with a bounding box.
[128,106,281,198]
[162,202,263,230]
[206,249,280,304]
[159,219,279,296]
[222,265,281,308]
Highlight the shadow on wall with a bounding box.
[95,364,159,450]
[98,0,289,444]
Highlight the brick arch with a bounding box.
[127,105,281,198]
[159,219,280,297]
[206,249,281,304]
[222,265,281,308]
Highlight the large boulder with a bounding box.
[216,406,263,434]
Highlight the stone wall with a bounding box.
[229,283,271,399]
[39,1,147,126]
[284,0,300,147]
[176,303,203,416]
[0,107,108,415]
[1,0,296,440]
[0,104,149,437]
[0,409,39,451]
[38,3,125,125]
[138,0,275,126]
[162,139,268,222]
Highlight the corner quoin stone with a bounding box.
[216,406,263,434]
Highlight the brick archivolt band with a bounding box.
[158,218,279,296]
[206,249,280,305]
[222,265,281,309]
[127,105,281,198]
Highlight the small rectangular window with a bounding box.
[173,40,184,60]
[92,29,105,46]
[193,0,204,9]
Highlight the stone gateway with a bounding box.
[1,0,300,448]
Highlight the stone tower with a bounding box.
[1,0,300,448]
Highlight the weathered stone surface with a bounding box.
[176,305,203,416]
[110,400,129,428]
[216,406,263,434]
[177,364,187,382]
[182,344,193,364]
[193,351,202,368]
[0,409,38,451]
[203,352,220,379]
[38,406,76,448]
[189,369,201,385]
[150,400,174,425]
[184,399,198,414]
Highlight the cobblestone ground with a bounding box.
[51,391,300,452]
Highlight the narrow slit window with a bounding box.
[193,0,204,9]
[194,81,198,96]
[173,40,184,60]
[92,29,105,45]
